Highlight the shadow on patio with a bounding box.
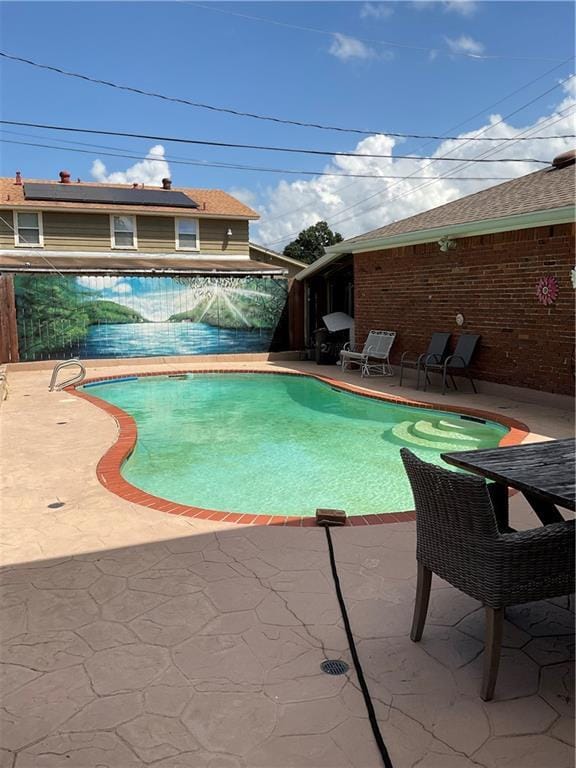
[1,523,573,768]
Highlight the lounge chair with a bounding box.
[340,330,396,377]
[399,332,451,389]
[423,333,480,395]
[400,448,575,701]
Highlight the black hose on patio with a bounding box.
[323,524,394,768]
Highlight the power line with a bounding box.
[0,213,67,278]
[0,120,554,164]
[0,137,521,182]
[316,93,576,227]
[0,51,573,142]
[261,106,575,246]
[261,63,576,225]
[325,108,576,231]
[190,3,571,63]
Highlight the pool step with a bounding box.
[390,420,477,452]
[388,420,480,451]
[412,420,480,443]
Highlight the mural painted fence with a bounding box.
[11,273,289,361]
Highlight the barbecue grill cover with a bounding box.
[322,312,354,333]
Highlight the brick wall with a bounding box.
[354,223,575,395]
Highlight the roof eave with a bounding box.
[249,242,306,268]
[0,203,259,220]
[295,205,575,280]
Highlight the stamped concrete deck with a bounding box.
[0,360,574,768]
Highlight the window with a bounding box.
[111,215,137,249]
[175,218,199,250]
[15,211,43,247]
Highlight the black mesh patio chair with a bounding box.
[399,332,451,389]
[400,448,575,701]
[423,333,480,395]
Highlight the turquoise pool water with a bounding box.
[82,373,508,516]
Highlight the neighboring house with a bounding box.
[248,242,306,279]
[0,171,293,363]
[296,150,576,395]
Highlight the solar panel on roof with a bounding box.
[23,183,199,209]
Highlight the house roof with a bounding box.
[249,242,306,268]
[0,177,260,220]
[343,162,575,247]
[296,158,575,280]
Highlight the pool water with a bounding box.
[82,373,508,516]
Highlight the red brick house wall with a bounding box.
[354,223,575,395]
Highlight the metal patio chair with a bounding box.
[400,448,575,701]
[399,332,451,389]
[423,333,480,395]
[340,330,396,377]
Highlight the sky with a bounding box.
[0,1,574,250]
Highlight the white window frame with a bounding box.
[110,214,138,250]
[14,210,44,248]
[175,217,200,251]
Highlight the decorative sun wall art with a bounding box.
[535,275,559,306]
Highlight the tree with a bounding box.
[283,221,343,265]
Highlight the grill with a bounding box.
[314,312,354,365]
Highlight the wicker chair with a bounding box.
[400,448,575,701]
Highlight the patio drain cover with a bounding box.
[320,659,349,676]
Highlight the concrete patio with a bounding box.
[0,360,574,768]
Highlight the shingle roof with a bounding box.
[343,162,575,247]
[0,177,260,219]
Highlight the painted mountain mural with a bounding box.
[14,274,288,361]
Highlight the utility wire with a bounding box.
[261,64,576,225]
[0,213,67,278]
[319,99,576,230]
[0,137,520,182]
[0,120,554,164]
[325,106,576,231]
[190,3,569,63]
[0,51,573,141]
[262,105,575,246]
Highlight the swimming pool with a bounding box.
[79,372,511,517]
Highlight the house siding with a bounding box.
[353,223,575,395]
[0,210,250,255]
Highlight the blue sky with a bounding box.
[1,1,574,245]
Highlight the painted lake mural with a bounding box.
[14,274,289,361]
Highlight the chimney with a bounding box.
[162,178,172,190]
[14,171,22,186]
[59,170,71,184]
[552,149,576,169]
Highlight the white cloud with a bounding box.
[111,282,132,294]
[76,275,124,290]
[445,34,485,56]
[412,0,478,15]
[227,186,258,208]
[329,33,377,61]
[360,3,394,20]
[443,0,478,16]
[254,80,575,249]
[91,145,171,186]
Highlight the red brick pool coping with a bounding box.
[68,369,530,527]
